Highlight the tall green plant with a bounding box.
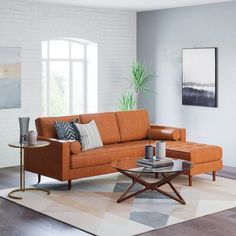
[129,62,156,95]
[119,62,156,111]
[119,91,136,111]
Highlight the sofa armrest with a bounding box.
[150,125,186,142]
[24,136,71,181]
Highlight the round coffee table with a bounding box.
[112,158,192,205]
[8,141,50,200]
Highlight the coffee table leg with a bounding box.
[117,172,149,203]
[116,168,187,204]
[161,173,185,204]
[118,180,136,202]
[154,172,186,205]
[155,186,185,205]
[117,186,148,203]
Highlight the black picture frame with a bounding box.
[182,47,217,107]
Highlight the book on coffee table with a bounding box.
[137,158,174,168]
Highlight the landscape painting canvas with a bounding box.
[182,48,217,107]
[0,47,21,109]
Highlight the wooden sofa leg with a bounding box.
[189,175,192,186]
[68,180,72,190]
[213,171,216,181]
[37,174,41,184]
[155,173,158,179]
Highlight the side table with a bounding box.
[8,141,50,200]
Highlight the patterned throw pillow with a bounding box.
[74,120,103,150]
[72,118,80,123]
[54,121,81,141]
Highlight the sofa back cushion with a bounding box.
[36,115,80,138]
[79,112,120,145]
[115,110,150,142]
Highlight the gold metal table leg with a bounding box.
[8,147,50,200]
[20,147,23,190]
[8,188,50,200]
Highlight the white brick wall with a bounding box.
[0,0,136,167]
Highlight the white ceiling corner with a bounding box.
[32,0,235,11]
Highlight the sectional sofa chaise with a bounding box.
[24,110,223,189]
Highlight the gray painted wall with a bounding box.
[137,1,236,166]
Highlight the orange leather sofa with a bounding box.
[24,110,223,189]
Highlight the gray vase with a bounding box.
[19,117,30,144]
[145,145,154,159]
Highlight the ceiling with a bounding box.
[35,0,234,11]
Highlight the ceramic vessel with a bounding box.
[145,145,154,159]
[19,117,30,144]
[26,131,37,146]
[156,141,166,158]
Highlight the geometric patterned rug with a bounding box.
[1,173,236,236]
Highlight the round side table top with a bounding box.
[8,141,50,149]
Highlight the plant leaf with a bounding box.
[129,62,157,95]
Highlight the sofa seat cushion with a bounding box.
[79,112,120,145]
[70,140,151,169]
[166,141,222,164]
[115,110,150,142]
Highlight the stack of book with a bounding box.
[137,158,174,168]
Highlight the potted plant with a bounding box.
[119,91,136,111]
[119,62,156,110]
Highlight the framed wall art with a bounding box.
[182,48,217,107]
[0,47,21,109]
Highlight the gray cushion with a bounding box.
[54,121,80,141]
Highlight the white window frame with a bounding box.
[42,39,90,115]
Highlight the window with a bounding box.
[42,39,97,116]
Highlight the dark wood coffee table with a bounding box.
[112,158,192,205]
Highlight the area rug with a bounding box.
[1,173,236,236]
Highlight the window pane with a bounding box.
[87,44,97,61]
[49,62,69,116]
[71,42,84,59]
[49,40,69,59]
[42,41,48,59]
[42,39,98,116]
[42,62,47,115]
[72,62,84,114]
[87,60,97,113]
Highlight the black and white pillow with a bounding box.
[54,121,81,141]
[74,120,103,150]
